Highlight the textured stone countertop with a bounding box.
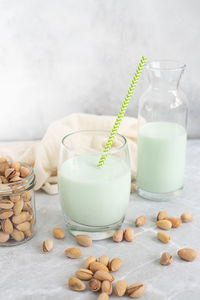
[1,140,200,300]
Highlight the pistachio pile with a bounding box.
[42,230,146,298]
[67,254,146,299]
[0,158,34,244]
[0,158,30,184]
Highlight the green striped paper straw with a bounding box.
[97,56,147,168]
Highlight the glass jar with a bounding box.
[58,130,131,240]
[0,161,36,246]
[136,60,188,201]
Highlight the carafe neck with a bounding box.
[145,60,186,91]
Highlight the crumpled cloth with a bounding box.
[0,113,138,194]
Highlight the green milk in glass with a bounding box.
[136,60,188,201]
[137,122,186,194]
[58,130,131,239]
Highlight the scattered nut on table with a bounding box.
[160,252,173,265]
[43,239,53,253]
[84,255,97,269]
[109,258,122,272]
[127,283,146,298]
[101,280,112,295]
[88,278,101,292]
[75,269,93,280]
[157,232,171,244]
[64,247,82,259]
[177,248,197,262]
[75,234,92,247]
[52,227,65,239]
[135,216,147,227]
[124,228,134,242]
[68,277,86,291]
[113,229,124,243]
[181,212,193,223]
[114,280,128,296]
[157,211,168,221]
[167,217,181,228]
[156,220,172,230]
[97,292,109,300]
[99,255,109,267]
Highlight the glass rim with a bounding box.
[145,60,186,71]
[61,130,128,154]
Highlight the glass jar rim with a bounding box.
[61,130,128,154]
[0,162,35,195]
[145,60,186,71]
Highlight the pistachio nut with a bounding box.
[0,209,13,219]
[0,199,14,209]
[0,231,9,242]
[64,247,82,259]
[124,228,134,242]
[160,252,173,265]
[101,280,112,295]
[88,278,101,292]
[109,258,122,272]
[68,277,86,292]
[93,270,114,282]
[115,280,128,296]
[99,255,109,267]
[75,269,93,280]
[75,234,92,247]
[113,229,124,243]
[11,162,21,172]
[11,229,24,241]
[43,239,53,253]
[157,232,171,244]
[2,218,13,234]
[5,168,16,180]
[20,167,30,178]
[12,211,30,224]
[89,262,109,273]
[157,211,168,221]
[84,255,97,269]
[127,283,146,298]
[156,220,172,230]
[98,292,109,300]
[13,199,24,216]
[167,217,181,228]
[177,248,198,262]
[16,221,31,232]
[135,216,147,227]
[181,212,193,223]
[53,227,65,239]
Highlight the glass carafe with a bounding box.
[136,60,188,201]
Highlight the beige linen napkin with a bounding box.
[0,113,138,194]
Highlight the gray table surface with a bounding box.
[1,140,200,300]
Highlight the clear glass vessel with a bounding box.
[0,162,36,246]
[136,60,188,201]
[58,130,131,240]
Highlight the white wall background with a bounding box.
[0,0,199,141]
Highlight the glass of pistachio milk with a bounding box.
[58,130,131,239]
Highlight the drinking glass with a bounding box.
[58,130,131,239]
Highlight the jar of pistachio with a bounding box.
[0,158,36,246]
